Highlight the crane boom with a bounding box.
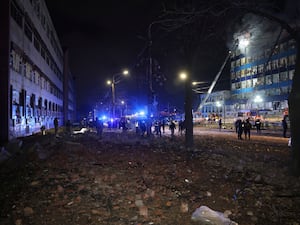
[197,51,231,111]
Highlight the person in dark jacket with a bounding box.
[255,118,261,134]
[244,118,252,140]
[236,119,243,140]
[54,117,59,136]
[282,119,288,138]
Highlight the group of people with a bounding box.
[235,118,252,140]
[234,116,289,140]
[133,119,185,138]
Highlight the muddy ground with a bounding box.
[0,129,299,225]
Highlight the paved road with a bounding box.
[102,125,290,146]
[192,126,290,145]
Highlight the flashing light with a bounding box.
[101,115,107,120]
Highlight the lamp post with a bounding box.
[107,69,129,121]
[121,100,127,117]
[216,101,225,126]
[179,72,194,148]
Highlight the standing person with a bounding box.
[236,119,243,140]
[169,120,176,138]
[162,119,165,133]
[157,120,162,137]
[218,118,222,131]
[282,118,288,138]
[234,119,239,133]
[255,118,261,134]
[178,120,185,135]
[135,120,139,134]
[153,120,161,137]
[244,118,252,140]
[140,121,146,137]
[95,117,103,138]
[54,117,59,136]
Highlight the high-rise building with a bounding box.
[0,0,76,143]
[196,35,295,125]
[229,36,295,122]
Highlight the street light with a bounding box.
[179,71,193,148]
[121,100,127,117]
[107,69,129,121]
[216,101,225,125]
[192,81,210,94]
[180,72,188,81]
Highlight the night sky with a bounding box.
[45,1,231,117]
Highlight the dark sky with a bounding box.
[45,1,230,117]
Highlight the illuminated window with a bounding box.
[289,70,295,80]
[273,73,279,83]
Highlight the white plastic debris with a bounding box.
[288,137,292,147]
[191,205,238,225]
[73,127,89,134]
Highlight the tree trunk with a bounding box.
[289,39,300,176]
[185,79,194,148]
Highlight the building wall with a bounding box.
[0,0,73,142]
[198,90,231,120]
[0,0,10,144]
[230,37,295,122]
[63,48,76,124]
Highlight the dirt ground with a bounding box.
[0,129,299,225]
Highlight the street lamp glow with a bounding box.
[192,81,207,86]
[179,72,187,80]
[107,80,112,85]
[122,70,129,75]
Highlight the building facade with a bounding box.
[195,35,295,125]
[229,36,295,122]
[197,90,231,121]
[0,0,75,143]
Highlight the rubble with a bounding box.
[0,131,299,225]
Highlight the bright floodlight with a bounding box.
[239,39,249,48]
[107,80,112,85]
[179,72,187,80]
[254,95,263,103]
[123,70,129,75]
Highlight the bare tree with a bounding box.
[159,0,300,175]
